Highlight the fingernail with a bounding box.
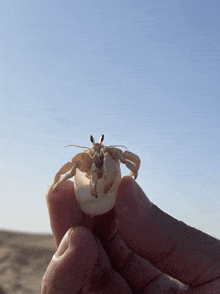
[55,229,73,257]
[68,227,89,250]
[55,227,92,258]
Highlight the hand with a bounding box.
[42,177,220,293]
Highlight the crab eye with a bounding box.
[90,135,95,144]
[99,134,104,143]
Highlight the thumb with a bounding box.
[41,227,98,294]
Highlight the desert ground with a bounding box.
[0,229,186,293]
[0,229,56,294]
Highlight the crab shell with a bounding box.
[74,160,121,215]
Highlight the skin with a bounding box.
[42,177,220,293]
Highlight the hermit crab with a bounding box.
[52,135,140,215]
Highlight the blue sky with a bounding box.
[1,0,220,237]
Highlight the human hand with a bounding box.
[42,177,220,293]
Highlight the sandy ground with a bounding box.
[0,229,185,294]
[0,230,56,294]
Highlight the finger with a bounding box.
[46,181,83,246]
[116,177,220,287]
[91,207,166,292]
[41,227,98,294]
[46,178,119,246]
[85,236,132,293]
[46,179,182,292]
[101,230,162,293]
[46,186,132,293]
[100,228,189,293]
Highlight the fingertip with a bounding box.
[69,226,98,254]
[115,176,154,259]
[45,181,83,247]
[60,226,98,289]
[42,226,98,294]
[55,226,98,259]
[55,228,72,258]
[45,180,75,204]
[117,176,135,196]
[116,176,151,216]
[46,184,52,195]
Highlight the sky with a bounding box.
[1,0,220,238]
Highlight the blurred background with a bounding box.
[1,0,220,238]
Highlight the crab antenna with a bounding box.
[107,145,128,150]
[90,135,95,145]
[99,134,104,144]
[64,145,89,149]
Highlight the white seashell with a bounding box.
[74,168,121,216]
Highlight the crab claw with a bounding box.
[129,170,138,180]
[53,183,59,193]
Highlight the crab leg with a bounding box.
[103,153,119,194]
[53,153,84,192]
[53,162,81,191]
[123,150,140,171]
[90,163,98,197]
[53,162,74,190]
[112,149,140,180]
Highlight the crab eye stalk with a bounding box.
[90,135,95,144]
[99,134,104,144]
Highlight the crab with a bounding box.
[52,135,140,215]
